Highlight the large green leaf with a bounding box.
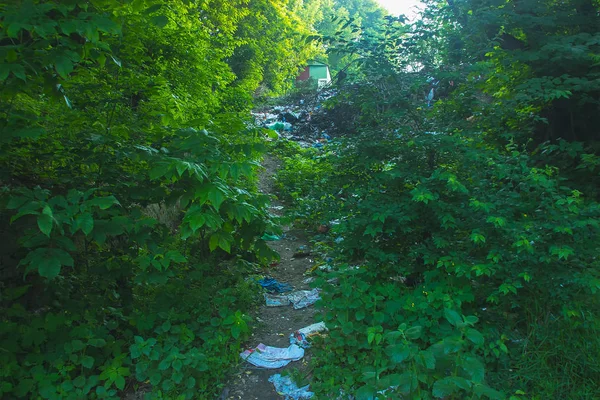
[462,355,485,383]
[75,213,94,235]
[55,56,74,78]
[444,308,463,327]
[37,209,53,237]
[355,384,376,400]
[385,344,410,364]
[88,196,120,210]
[21,248,74,279]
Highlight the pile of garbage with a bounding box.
[252,100,332,149]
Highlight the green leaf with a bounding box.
[0,64,9,81]
[10,64,26,80]
[14,127,45,139]
[166,250,186,263]
[114,375,125,390]
[385,344,410,364]
[162,378,174,391]
[418,349,436,369]
[219,235,231,253]
[186,376,196,389]
[88,196,119,209]
[75,213,94,235]
[71,339,85,351]
[473,384,505,399]
[444,308,463,327]
[144,4,163,14]
[172,359,183,371]
[21,248,74,279]
[149,162,171,180]
[355,310,366,321]
[231,324,241,339]
[462,355,485,382]
[55,56,74,78]
[405,326,422,340]
[208,187,226,210]
[150,372,161,385]
[433,377,460,398]
[151,15,169,28]
[466,328,484,346]
[209,234,219,252]
[130,344,141,359]
[37,212,53,237]
[355,384,376,400]
[81,355,94,369]
[73,376,86,388]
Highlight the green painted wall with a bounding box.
[309,65,329,80]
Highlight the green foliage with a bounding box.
[0,0,314,397]
[276,1,600,397]
[311,266,503,399]
[280,130,600,397]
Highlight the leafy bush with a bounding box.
[0,0,315,398]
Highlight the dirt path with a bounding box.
[224,155,317,400]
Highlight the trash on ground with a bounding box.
[289,322,327,348]
[282,112,300,123]
[264,289,321,309]
[267,122,285,131]
[240,344,304,369]
[289,331,310,348]
[262,233,282,241]
[259,277,293,293]
[268,374,314,399]
[267,122,293,131]
[299,321,327,336]
[287,288,321,309]
[264,293,291,307]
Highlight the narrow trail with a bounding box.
[225,155,317,400]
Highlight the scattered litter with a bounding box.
[334,237,344,244]
[289,331,310,348]
[262,233,282,241]
[267,122,293,131]
[264,289,321,309]
[269,374,314,399]
[264,293,291,307]
[259,277,293,293]
[299,321,327,336]
[287,289,321,309]
[282,112,300,123]
[240,344,304,369]
[303,277,316,284]
[290,322,328,348]
[267,122,285,131]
